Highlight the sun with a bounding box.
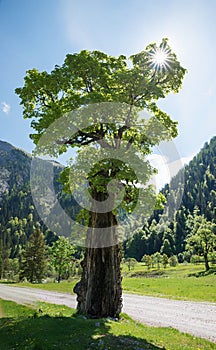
[149,47,171,71]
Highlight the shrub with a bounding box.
[169,255,178,267]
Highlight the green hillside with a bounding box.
[125,136,216,262]
[0,137,215,278]
[0,140,80,278]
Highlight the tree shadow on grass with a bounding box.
[0,313,165,350]
[188,267,216,277]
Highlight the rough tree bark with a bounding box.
[74,191,122,318]
[204,253,210,271]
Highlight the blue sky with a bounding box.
[1,0,216,172]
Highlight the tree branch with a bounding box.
[115,103,134,148]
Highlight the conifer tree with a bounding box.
[20,225,47,283]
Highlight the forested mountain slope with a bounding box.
[0,140,31,200]
[167,136,216,220]
[0,137,215,263]
[125,136,216,260]
[0,140,79,259]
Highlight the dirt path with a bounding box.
[0,284,215,343]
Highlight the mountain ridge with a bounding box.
[0,137,215,263]
[125,136,216,260]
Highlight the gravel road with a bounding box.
[0,285,215,343]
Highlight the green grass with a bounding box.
[0,299,215,349]
[0,298,35,318]
[8,263,216,303]
[122,264,216,302]
[11,279,78,294]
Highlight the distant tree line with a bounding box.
[124,137,216,271]
[0,137,216,277]
[0,214,83,282]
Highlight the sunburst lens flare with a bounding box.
[154,50,167,65]
[149,47,171,71]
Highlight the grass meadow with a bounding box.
[0,299,215,349]
[9,263,216,303]
[122,263,216,302]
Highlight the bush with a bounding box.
[162,254,169,268]
[153,252,162,269]
[141,255,152,270]
[125,258,137,271]
[169,255,178,267]
[190,255,204,264]
[177,253,184,263]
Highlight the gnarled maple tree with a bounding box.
[16,38,186,318]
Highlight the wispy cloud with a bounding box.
[1,102,11,114]
[148,153,194,191]
[148,154,172,191]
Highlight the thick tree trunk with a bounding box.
[204,253,210,271]
[57,272,61,283]
[74,192,122,318]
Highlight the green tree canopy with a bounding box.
[49,237,75,283]
[16,39,186,245]
[16,38,185,144]
[186,215,216,271]
[16,38,186,318]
